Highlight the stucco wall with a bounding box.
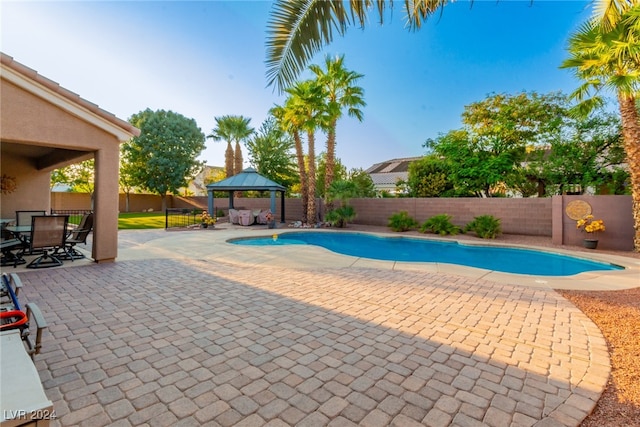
[557,195,634,251]
[1,80,114,152]
[1,152,51,217]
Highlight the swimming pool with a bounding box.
[230,231,623,276]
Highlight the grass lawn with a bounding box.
[118,212,166,229]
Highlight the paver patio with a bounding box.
[10,227,637,426]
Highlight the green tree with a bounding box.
[51,159,95,194]
[265,0,450,91]
[207,115,254,177]
[346,168,376,198]
[246,116,299,190]
[119,142,139,213]
[541,109,627,195]
[316,153,347,198]
[462,92,568,145]
[561,3,640,250]
[309,55,365,202]
[401,155,454,197]
[426,92,568,197]
[425,129,520,197]
[125,109,206,211]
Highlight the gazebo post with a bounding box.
[228,191,234,210]
[280,191,285,223]
[269,190,276,217]
[207,189,214,216]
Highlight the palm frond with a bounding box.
[591,0,635,32]
[266,0,351,93]
[403,0,451,30]
[568,97,605,118]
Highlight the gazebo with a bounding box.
[206,168,286,223]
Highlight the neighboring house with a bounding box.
[365,157,422,195]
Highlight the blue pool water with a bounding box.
[230,232,623,276]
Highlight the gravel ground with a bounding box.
[558,288,640,427]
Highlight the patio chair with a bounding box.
[26,215,70,269]
[57,213,93,260]
[15,210,47,227]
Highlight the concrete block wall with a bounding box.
[50,192,633,251]
[350,197,553,236]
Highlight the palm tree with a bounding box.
[561,3,640,251]
[290,80,329,225]
[207,115,254,177]
[309,55,366,204]
[271,102,309,223]
[280,80,328,224]
[266,0,450,91]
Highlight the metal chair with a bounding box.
[15,210,47,227]
[57,213,93,260]
[26,215,70,269]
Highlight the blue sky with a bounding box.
[1,1,594,171]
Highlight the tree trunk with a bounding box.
[618,93,640,252]
[234,141,243,176]
[307,130,317,225]
[324,120,337,210]
[225,142,234,177]
[160,193,167,213]
[293,131,308,223]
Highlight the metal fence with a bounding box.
[165,208,205,229]
[51,209,93,226]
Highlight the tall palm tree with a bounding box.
[271,102,309,223]
[266,0,450,91]
[309,55,365,202]
[207,115,254,177]
[283,80,328,224]
[561,3,640,251]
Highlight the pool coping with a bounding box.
[117,227,639,292]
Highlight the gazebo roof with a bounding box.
[206,167,286,191]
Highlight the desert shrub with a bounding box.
[420,214,460,235]
[465,215,502,239]
[388,211,418,232]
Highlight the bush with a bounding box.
[325,205,356,228]
[465,215,502,239]
[388,211,418,232]
[420,214,460,235]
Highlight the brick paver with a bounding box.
[12,229,612,426]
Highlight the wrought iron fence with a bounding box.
[50,209,93,226]
[165,208,205,229]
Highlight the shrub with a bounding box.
[325,205,356,228]
[388,211,418,232]
[464,215,502,239]
[420,214,460,235]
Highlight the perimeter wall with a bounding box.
[50,193,633,251]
